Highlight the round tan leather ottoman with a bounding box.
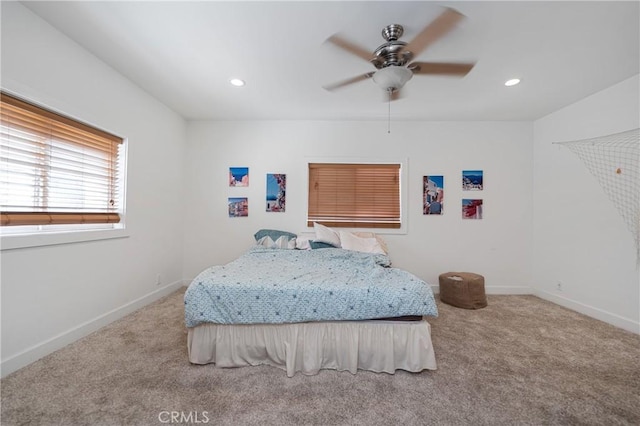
[438,272,487,309]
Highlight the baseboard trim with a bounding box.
[1,280,187,378]
[534,289,640,334]
[430,284,532,295]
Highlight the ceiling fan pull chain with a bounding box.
[388,89,391,134]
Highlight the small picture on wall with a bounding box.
[462,199,483,219]
[266,173,286,212]
[462,170,483,191]
[229,167,249,187]
[228,197,248,217]
[423,175,444,215]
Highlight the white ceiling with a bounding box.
[22,1,640,121]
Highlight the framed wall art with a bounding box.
[229,167,249,187]
[266,173,286,212]
[228,197,248,217]
[423,175,444,215]
[462,170,483,191]
[462,199,483,219]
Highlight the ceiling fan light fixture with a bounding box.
[372,66,413,91]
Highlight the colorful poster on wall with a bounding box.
[462,170,483,190]
[423,175,444,215]
[462,199,483,219]
[266,173,286,212]
[228,197,248,217]
[229,167,249,187]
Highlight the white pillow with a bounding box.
[339,231,386,254]
[295,236,312,250]
[313,222,341,247]
[257,235,297,249]
[353,231,389,255]
[278,235,297,249]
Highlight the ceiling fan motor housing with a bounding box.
[372,25,413,68]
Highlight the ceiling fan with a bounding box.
[323,7,476,101]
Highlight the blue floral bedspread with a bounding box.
[184,246,438,327]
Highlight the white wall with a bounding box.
[0,2,187,375]
[532,74,640,333]
[183,120,534,294]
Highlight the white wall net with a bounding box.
[555,128,640,264]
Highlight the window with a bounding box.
[307,162,401,229]
[0,92,124,229]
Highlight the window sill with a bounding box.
[0,228,129,251]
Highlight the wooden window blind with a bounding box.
[0,92,123,226]
[308,163,401,229]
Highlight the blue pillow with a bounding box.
[254,229,297,242]
[309,241,338,249]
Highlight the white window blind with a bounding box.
[0,92,123,226]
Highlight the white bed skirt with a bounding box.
[187,320,437,377]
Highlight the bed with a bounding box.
[184,227,438,376]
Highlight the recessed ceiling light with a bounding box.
[229,78,245,87]
[504,78,521,87]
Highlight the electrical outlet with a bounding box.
[156,274,162,286]
[556,280,563,291]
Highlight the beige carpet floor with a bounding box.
[1,288,639,426]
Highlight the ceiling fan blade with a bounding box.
[326,34,373,63]
[403,7,466,59]
[410,61,475,76]
[323,72,375,91]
